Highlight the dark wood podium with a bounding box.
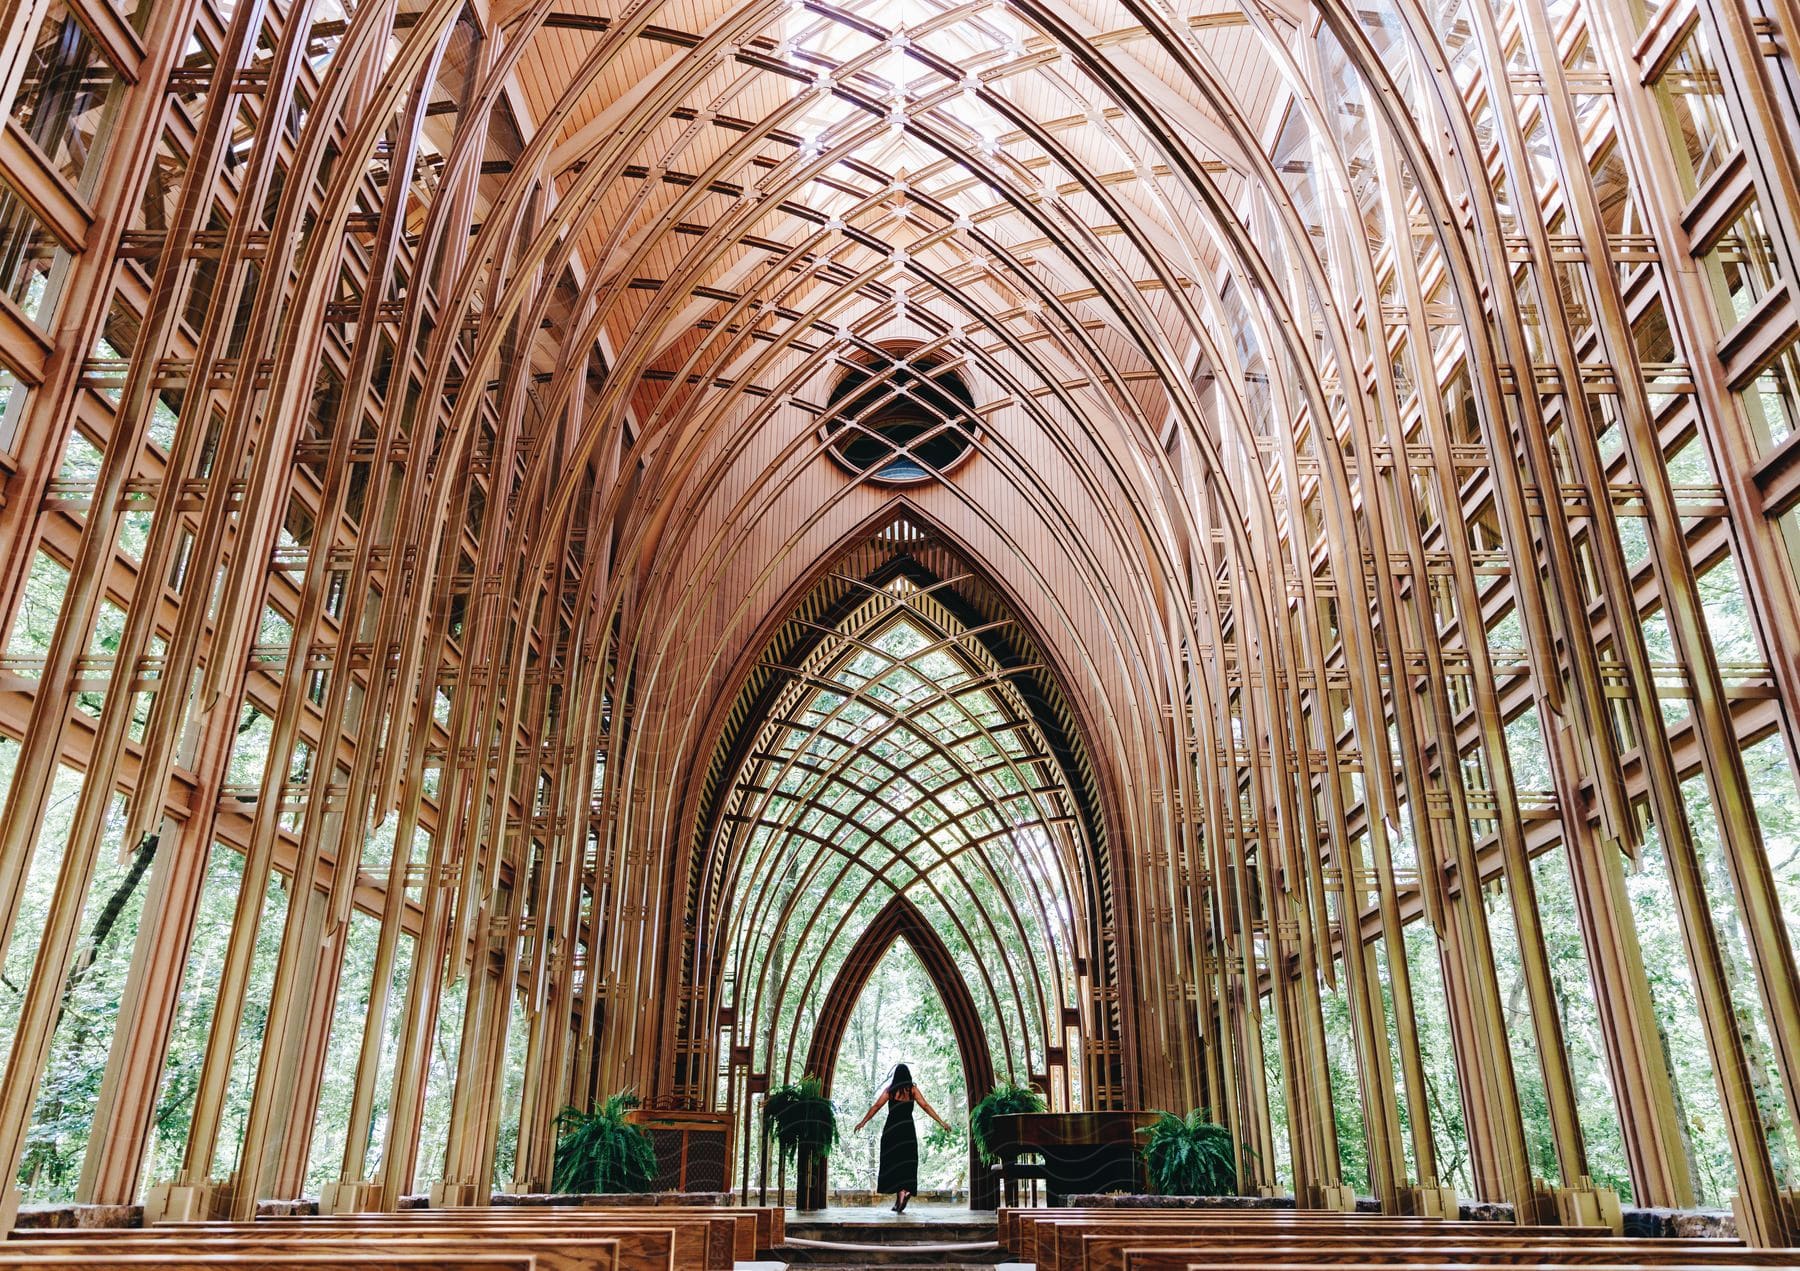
[986,1111,1157,1205]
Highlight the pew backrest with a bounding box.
[1015,1214,1604,1263]
[14,1224,680,1271]
[1102,1243,1777,1271]
[0,1255,532,1271]
[244,1210,737,1262]
[158,1219,699,1269]
[1174,1262,1780,1271]
[9,1236,618,1271]
[1005,1209,1540,1252]
[428,1203,781,1245]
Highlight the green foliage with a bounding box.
[16,798,154,1203]
[1403,925,1474,1198]
[552,1091,659,1195]
[969,1080,1045,1165]
[835,942,968,1191]
[1139,1110,1237,1197]
[493,990,533,1190]
[1316,975,1370,1191]
[412,975,467,1191]
[924,1119,962,1155]
[763,1075,839,1163]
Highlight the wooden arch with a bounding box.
[802,892,1000,1209]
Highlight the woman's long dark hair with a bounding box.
[887,1063,914,1099]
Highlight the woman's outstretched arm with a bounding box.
[912,1089,953,1132]
[851,1089,890,1132]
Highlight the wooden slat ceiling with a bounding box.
[489,0,1304,445]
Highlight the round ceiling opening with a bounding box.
[823,347,978,484]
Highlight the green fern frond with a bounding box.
[1138,1108,1238,1197]
[762,1074,839,1162]
[969,1080,1047,1164]
[551,1089,660,1194]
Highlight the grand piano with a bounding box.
[985,1111,1159,1206]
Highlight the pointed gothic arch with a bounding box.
[666,507,1129,1205]
[803,892,999,1208]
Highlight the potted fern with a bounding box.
[1138,1109,1238,1197]
[762,1075,837,1210]
[969,1079,1046,1164]
[552,1091,660,1195]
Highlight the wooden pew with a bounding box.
[8,1238,597,1267]
[1013,1212,1590,1265]
[1018,1215,1577,1267]
[1105,1239,1794,1271]
[1174,1263,1783,1271]
[252,1210,727,1265]
[14,1224,666,1271]
[247,1215,712,1266]
[271,1200,780,1259]
[448,1202,787,1250]
[425,1203,767,1259]
[998,1206,1479,1254]
[1005,1201,1800,1271]
[21,1200,780,1267]
[0,1256,532,1271]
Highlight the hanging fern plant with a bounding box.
[1138,1109,1238,1197]
[762,1075,839,1163]
[552,1091,660,1194]
[969,1080,1046,1164]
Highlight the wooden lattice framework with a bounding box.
[0,0,1793,1245]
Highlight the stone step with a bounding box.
[776,1207,1004,1265]
[784,1224,999,1243]
[784,1260,1015,1267]
[773,1238,1006,1265]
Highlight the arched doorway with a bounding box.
[803,894,998,1208]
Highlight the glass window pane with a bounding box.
[1319,961,1370,1192]
[141,842,241,1193]
[1403,923,1473,1196]
[0,764,86,1083]
[0,181,68,324]
[307,909,382,1192]
[1531,844,1634,1202]
[211,871,289,1178]
[1483,871,1562,1184]
[22,795,149,1203]
[1739,336,1800,453]
[10,5,124,191]
[0,366,29,455]
[1629,819,1737,1204]
[1702,201,1781,329]
[1681,775,1800,1187]
[1656,20,1739,195]
[411,975,466,1193]
[1259,993,1293,1193]
[1742,734,1800,960]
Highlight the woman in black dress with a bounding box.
[850,1062,951,1213]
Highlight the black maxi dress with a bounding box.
[875,1092,919,1194]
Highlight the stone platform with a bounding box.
[774,1204,1008,1267]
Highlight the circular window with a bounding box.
[823,347,977,484]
